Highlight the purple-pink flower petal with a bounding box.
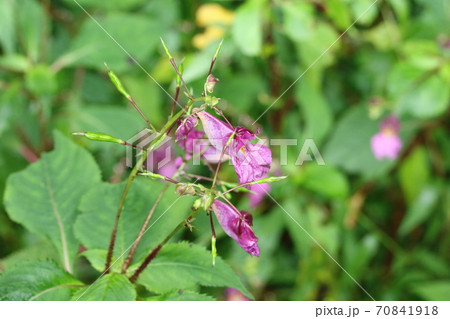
[248,182,271,208]
[211,200,260,257]
[371,115,403,160]
[371,132,402,160]
[175,117,198,142]
[197,111,233,151]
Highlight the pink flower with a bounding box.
[146,141,182,177]
[211,200,260,257]
[371,115,402,160]
[197,111,272,185]
[175,117,198,142]
[248,182,271,208]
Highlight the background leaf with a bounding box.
[147,290,215,301]
[3,131,101,273]
[70,13,163,71]
[74,178,193,270]
[137,242,253,299]
[232,0,265,57]
[0,260,82,301]
[72,273,136,301]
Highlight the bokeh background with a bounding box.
[0,0,449,301]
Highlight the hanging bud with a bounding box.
[72,132,124,145]
[205,74,219,93]
[175,183,196,196]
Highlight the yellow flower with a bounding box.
[193,4,234,49]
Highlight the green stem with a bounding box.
[129,209,202,283]
[121,183,170,273]
[104,109,185,273]
[121,162,187,273]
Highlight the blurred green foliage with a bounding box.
[0,0,449,301]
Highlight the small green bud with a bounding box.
[72,132,124,145]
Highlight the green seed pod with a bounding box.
[72,132,124,145]
[105,64,131,100]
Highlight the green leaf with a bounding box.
[72,273,136,301]
[3,131,101,273]
[16,0,45,62]
[0,260,82,301]
[411,281,450,301]
[399,184,439,236]
[326,0,352,30]
[323,107,393,178]
[0,54,30,72]
[299,165,349,199]
[232,0,265,56]
[137,242,253,299]
[147,290,215,301]
[63,0,149,11]
[74,179,192,270]
[0,240,60,272]
[70,105,146,146]
[396,75,450,119]
[70,13,163,72]
[350,0,379,26]
[398,146,430,204]
[296,78,333,144]
[281,2,314,42]
[0,0,16,54]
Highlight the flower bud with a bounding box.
[201,193,215,210]
[175,183,196,196]
[204,95,219,107]
[192,198,203,211]
[205,74,219,93]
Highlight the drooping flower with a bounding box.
[371,115,402,160]
[197,111,272,185]
[211,200,259,257]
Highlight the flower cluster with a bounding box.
[174,108,273,256]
